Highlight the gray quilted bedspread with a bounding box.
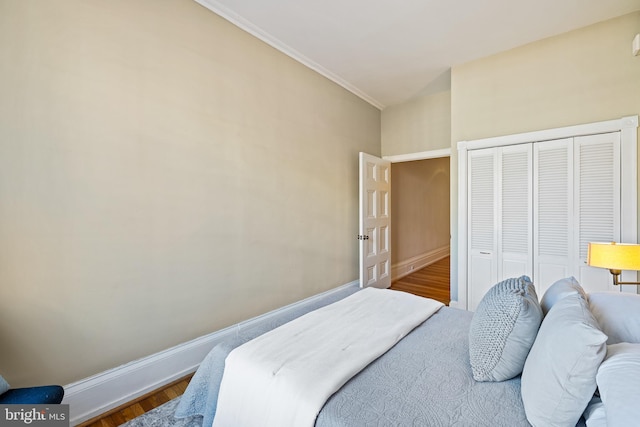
[174,291,532,426]
[316,307,530,426]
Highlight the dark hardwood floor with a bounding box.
[82,257,451,426]
[390,256,450,305]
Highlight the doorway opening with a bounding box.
[387,154,451,305]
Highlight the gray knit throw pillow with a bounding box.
[469,276,543,382]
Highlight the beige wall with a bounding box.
[390,158,450,264]
[0,0,380,386]
[450,12,640,300]
[381,89,451,156]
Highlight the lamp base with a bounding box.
[609,269,640,286]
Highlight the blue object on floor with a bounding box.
[0,385,64,404]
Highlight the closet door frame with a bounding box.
[455,115,638,311]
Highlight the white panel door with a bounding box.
[498,144,533,281]
[533,138,574,296]
[574,132,621,293]
[468,148,497,310]
[359,152,391,289]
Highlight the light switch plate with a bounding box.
[633,34,640,56]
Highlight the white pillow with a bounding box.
[540,276,586,315]
[589,292,640,344]
[596,342,640,427]
[583,396,607,427]
[521,293,607,427]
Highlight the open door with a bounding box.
[359,152,391,288]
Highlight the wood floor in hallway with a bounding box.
[390,256,450,305]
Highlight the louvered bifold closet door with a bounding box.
[574,132,621,292]
[533,138,574,296]
[498,144,533,281]
[468,148,497,310]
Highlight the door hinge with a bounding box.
[357,235,370,240]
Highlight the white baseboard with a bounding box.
[391,246,450,282]
[63,280,360,425]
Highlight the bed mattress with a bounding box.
[176,290,532,426]
[316,306,529,426]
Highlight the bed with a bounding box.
[169,277,640,427]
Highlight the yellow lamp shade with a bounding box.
[587,242,640,271]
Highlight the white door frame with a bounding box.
[381,147,452,289]
[358,148,452,288]
[383,148,451,163]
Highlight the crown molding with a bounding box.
[193,0,384,110]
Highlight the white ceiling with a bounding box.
[194,0,640,109]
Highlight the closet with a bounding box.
[457,117,638,311]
